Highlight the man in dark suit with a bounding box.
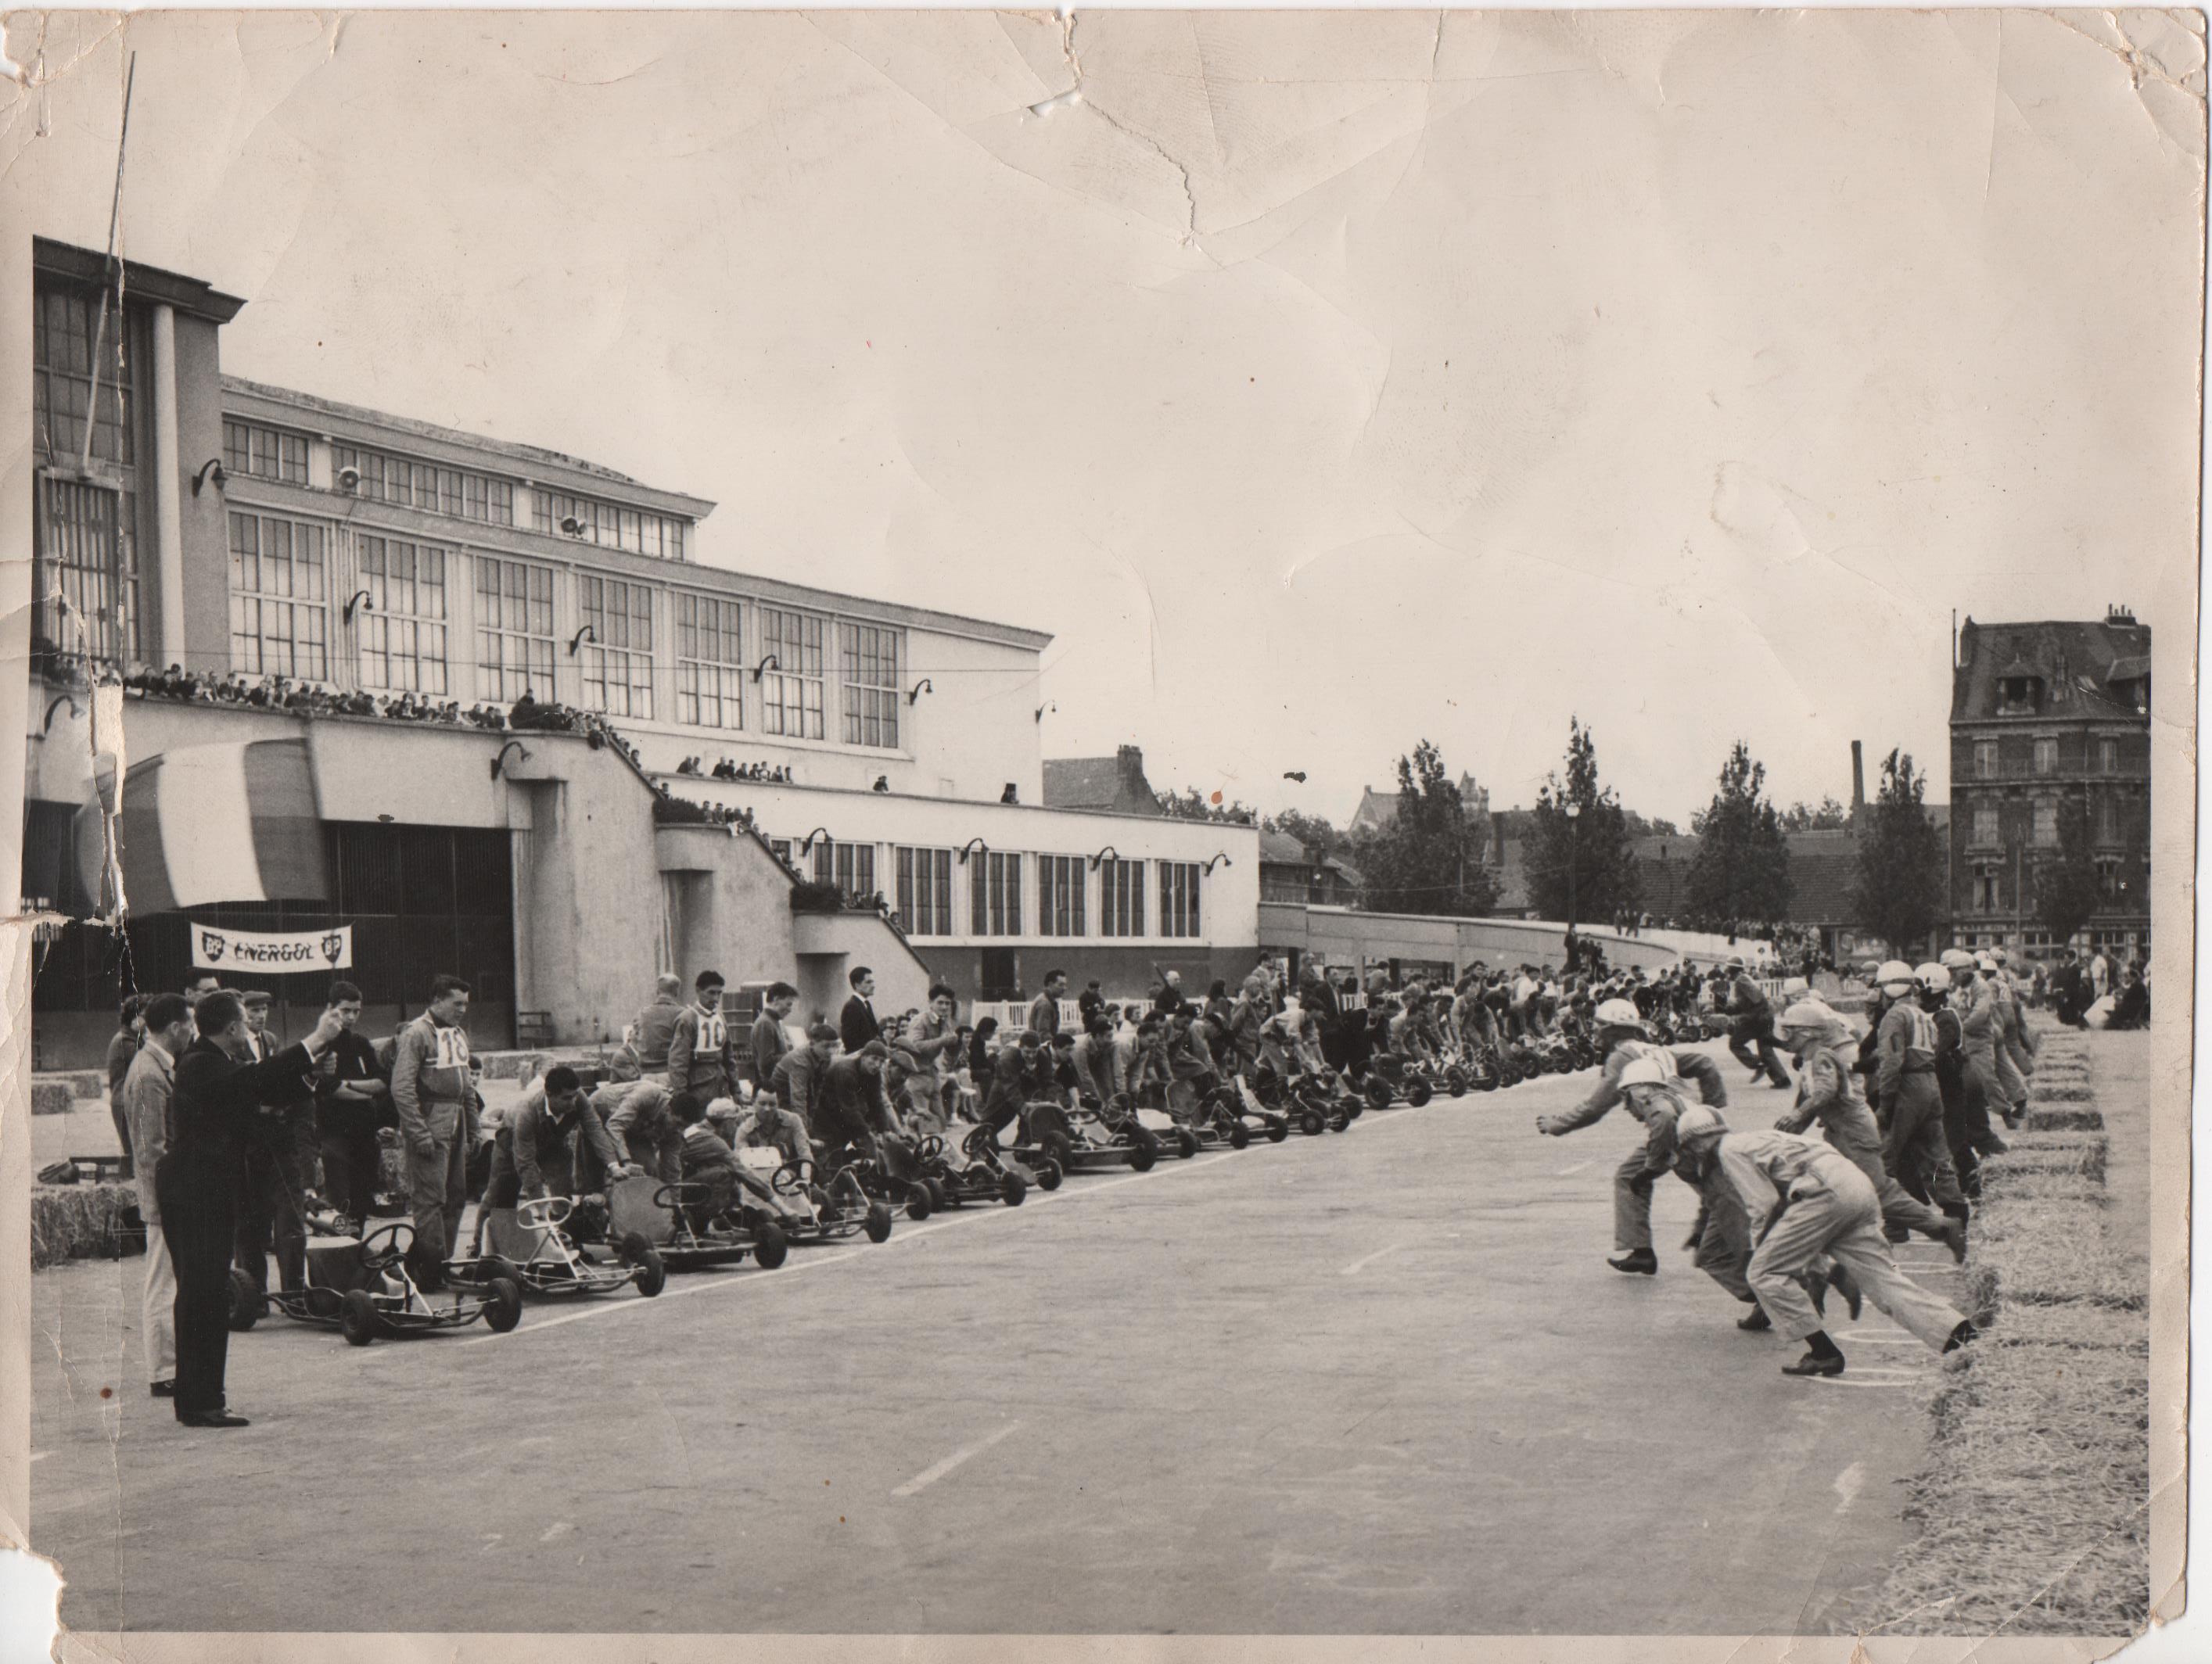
[839,966,881,1053]
[158,990,344,1428]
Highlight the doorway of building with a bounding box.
[979,948,1019,1002]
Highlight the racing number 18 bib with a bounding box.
[430,1025,472,1072]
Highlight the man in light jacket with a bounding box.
[122,994,193,1399]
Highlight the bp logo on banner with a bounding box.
[190,923,354,971]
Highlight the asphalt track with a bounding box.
[31,1041,1963,1635]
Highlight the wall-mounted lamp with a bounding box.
[957,837,989,866]
[559,515,587,536]
[1089,845,1119,871]
[337,464,362,493]
[799,827,831,856]
[343,589,374,625]
[1034,701,1057,723]
[569,624,598,656]
[752,654,781,684]
[907,678,933,705]
[1203,852,1233,873]
[41,694,81,734]
[490,740,532,780]
[190,458,227,497]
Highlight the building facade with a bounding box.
[23,236,1257,1064]
[1947,611,2153,959]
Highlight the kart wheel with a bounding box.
[226,1268,264,1332]
[1327,1111,1348,1133]
[1229,1123,1251,1150]
[1364,1077,1393,1111]
[484,1277,524,1333]
[927,1178,953,1214]
[1129,1138,1157,1173]
[1266,1118,1290,1144]
[753,1221,789,1270]
[1176,1128,1199,1160]
[1036,1158,1064,1192]
[478,1253,526,1295]
[1000,1171,1028,1207]
[1447,1068,1468,1097]
[339,1289,379,1347]
[905,1183,933,1222]
[1408,1080,1434,1108]
[1478,1074,1499,1092]
[864,1203,895,1243]
[632,1247,667,1297]
[1043,1131,1074,1174]
[1300,1110,1325,1137]
[617,1230,656,1268]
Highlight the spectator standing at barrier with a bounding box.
[630,974,688,1075]
[668,970,737,1117]
[390,974,479,1287]
[1078,981,1106,1028]
[1027,969,1068,1043]
[2110,967,2150,1029]
[750,982,799,1086]
[122,995,192,1400]
[106,996,147,1178]
[1151,968,1187,1017]
[313,981,392,1225]
[840,966,882,1053]
[232,989,320,1299]
[160,992,342,1427]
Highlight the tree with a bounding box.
[1685,743,1793,930]
[1621,810,1681,839]
[1156,786,1255,825]
[1524,719,1641,924]
[1780,796,1851,832]
[2034,798,2104,949]
[1349,741,1499,917]
[1264,808,1351,859]
[1851,749,1946,956]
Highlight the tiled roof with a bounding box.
[1042,757,1126,810]
[1953,617,2153,723]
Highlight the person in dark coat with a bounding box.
[158,992,343,1428]
[839,966,882,1054]
[312,980,393,1225]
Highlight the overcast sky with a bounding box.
[13,9,2202,827]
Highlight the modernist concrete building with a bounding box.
[1947,609,2153,959]
[22,237,1257,1066]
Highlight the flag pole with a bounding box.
[79,50,137,474]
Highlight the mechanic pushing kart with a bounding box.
[598,1096,795,1271]
[1247,1001,1363,1132]
[808,1039,939,1215]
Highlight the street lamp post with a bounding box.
[1564,801,1583,959]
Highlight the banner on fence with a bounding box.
[189,923,353,972]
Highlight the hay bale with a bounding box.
[2026,1106,2104,1134]
[30,1182,142,1271]
[2032,1083,2095,1103]
[1977,1170,2107,1208]
[1860,1338,2149,1637]
[1982,1135,2107,1184]
[1991,1300,2148,1354]
[1966,1221,2142,1314]
[31,1082,76,1116]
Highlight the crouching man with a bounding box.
[606,1079,688,1186]
[474,1065,640,1250]
[1674,1115,1977,1379]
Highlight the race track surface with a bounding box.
[32,1043,1961,1635]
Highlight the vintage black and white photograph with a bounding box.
[0,8,2198,1658]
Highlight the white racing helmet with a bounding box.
[1594,998,1644,1030]
[1940,949,1976,970]
[1778,998,1839,1034]
[1876,959,1916,995]
[1915,962,1949,991]
[1618,1056,1675,1091]
[703,1096,742,1124]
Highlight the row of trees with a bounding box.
[1257,723,2112,956]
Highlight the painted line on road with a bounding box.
[1341,1243,1403,1276]
[1832,1461,1865,1514]
[891,1420,1024,1497]
[1556,1160,1593,1176]
[452,1149,1245,1345]
[28,1452,49,1465]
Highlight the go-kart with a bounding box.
[227,1216,524,1347]
[604,1171,790,1272]
[1201,1079,1291,1149]
[1440,1045,1503,1093]
[1015,1094,1178,1174]
[913,1125,1034,1207]
[1249,1063,1363,1134]
[461,1194,667,1300]
[734,1146,896,1246]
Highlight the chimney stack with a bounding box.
[1851,740,1865,813]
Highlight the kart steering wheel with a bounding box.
[357,1218,415,1271]
[770,1161,813,1197]
[914,1133,946,1161]
[516,1195,574,1229]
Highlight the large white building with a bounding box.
[22,236,1258,1066]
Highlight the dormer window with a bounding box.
[1997,674,2041,715]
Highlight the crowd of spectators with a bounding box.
[673,756,793,784]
